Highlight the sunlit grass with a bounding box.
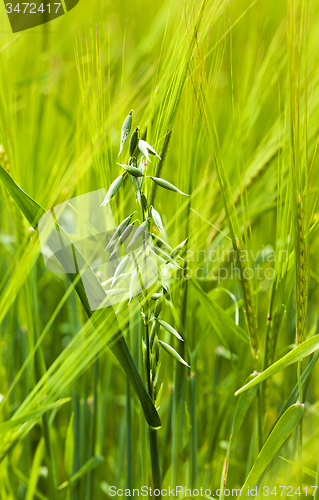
[1,0,319,498]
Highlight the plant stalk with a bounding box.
[141,193,161,495]
[30,262,58,500]
[297,360,303,487]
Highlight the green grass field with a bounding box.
[1,0,319,498]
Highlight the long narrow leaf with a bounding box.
[235,334,319,396]
[239,403,304,499]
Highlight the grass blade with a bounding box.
[239,403,304,499]
[235,334,319,396]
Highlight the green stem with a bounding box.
[257,386,263,452]
[138,316,148,487]
[69,291,81,500]
[42,413,58,499]
[172,268,188,486]
[144,319,161,495]
[139,194,161,495]
[189,367,198,489]
[297,360,303,402]
[145,320,152,398]
[86,357,98,500]
[126,326,133,492]
[297,360,303,487]
[172,346,184,486]
[30,263,57,500]
[149,427,161,493]
[126,379,133,492]
[71,387,81,500]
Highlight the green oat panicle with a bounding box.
[101,173,125,206]
[150,176,190,196]
[102,109,192,491]
[127,219,149,249]
[137,157,146,191]
[151,335,160,401]
[110,223,136,257]
[118,110,133,156]
[129,156,142,201]
[170,237,188,259]
[151,233,173,253]
[151,205,164,233]
[129,126,140,157]
[105,212,136,251]
[158,340,190,368]
[151,244,181,269]
[111,253,132,288]
[140,193,148,215]
[117,162,144,177]
[157,318,184,341]
[138,139,161,162]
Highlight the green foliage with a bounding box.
[240,403,305,499]
[1,0,319,498]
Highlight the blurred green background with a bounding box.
[1,0,319,498]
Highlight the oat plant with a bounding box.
[101,110,190,493]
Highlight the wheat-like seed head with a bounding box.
[296,193,307,345]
